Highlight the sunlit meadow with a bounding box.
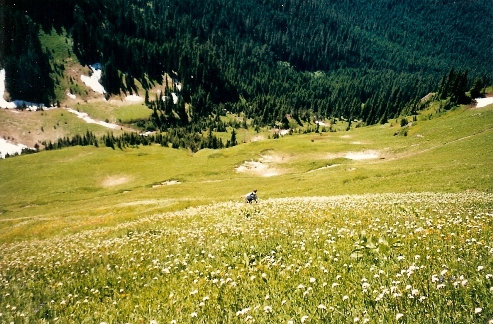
[1,192,492,323]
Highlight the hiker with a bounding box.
[245,189,258,203]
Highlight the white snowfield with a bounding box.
[0,138,30,159]
[171,92,178,104]
[0,69,16,109]
[162,92,179,104]
[80,65,106,94]
[65,108,119,129]
[125,94,144,102]
[475,97,493,108]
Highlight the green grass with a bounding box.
[74,101,152,124]
[1,104,492,241]
[0,108,127,148]
[0,102,492,322]
[39,28,81,102]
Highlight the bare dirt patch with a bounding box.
[250,135,265,142]
[344,150,380,160]
[236,153,289,177]
[236,161,282,177]
[102,176,131,187]
[324,150,382,161]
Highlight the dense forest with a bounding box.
[1,0,492,127]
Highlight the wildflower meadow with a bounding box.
[1,192,492,323]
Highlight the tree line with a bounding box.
[41,128,237,153]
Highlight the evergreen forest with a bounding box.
[1,0,492,128]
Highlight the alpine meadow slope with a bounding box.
[0,103,492,322]
[1,0,493,322]
[0,101,492,241]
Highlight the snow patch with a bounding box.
[125,94,144,102]
[66,92,76,99]
[11,100,46,110]
[162,92,179,104]
[66,108,119,129]
[152,180,181,188]
[475,97,493,108]
[0,138,31,159]
[171,92,178,104]
[81,64,106,94]
[0,69,16,109]
[140,131,155,136]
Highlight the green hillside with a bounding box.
[1,102,492,242]
[1,2,493,321]
[0,103,492,323]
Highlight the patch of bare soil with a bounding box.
[235,153,290,177]
[102,176,131,187]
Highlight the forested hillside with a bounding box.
[1,0,492,127]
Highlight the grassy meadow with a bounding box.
[0,103,492,323]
